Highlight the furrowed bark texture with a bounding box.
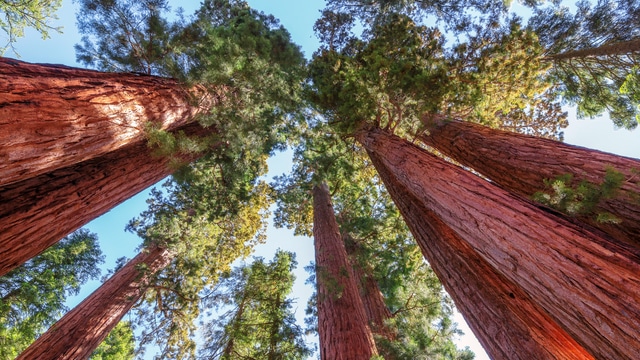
[313,183,378,359]
[419,120,640,245]
[0,122,208,277]
[547,39,640,61]
[370,151,593,359]
[17,245,174,360]
[0,58,212,187]
[358,127,640,359]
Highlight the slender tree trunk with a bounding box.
[313,183,378,359]
[419,119,640,245]
[0,122,208,277]
[222,295,247,359]
[370,151,593,359]
[547,39,640,61]
[17,245,174,360]
[0,58,214,188]
[357,127,640,359]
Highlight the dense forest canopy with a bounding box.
[1,0,640,358]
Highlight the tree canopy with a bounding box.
[0,0,62,54]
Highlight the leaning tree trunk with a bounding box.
[313,183,378,359]
[370,151,593,359]
[419,119,640,246]
[0,122,208,277]
[547,38,640,61]
[0,58,214,188]
[357,127,640,360]
[17,245,174,360]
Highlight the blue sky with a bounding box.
[8,0,640,359]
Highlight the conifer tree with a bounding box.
[529,0,640,128]
[370,150,593,359]
[0,229,103,358]
[199,251,311,359]
[90,321,135,360]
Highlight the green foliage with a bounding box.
[0,0,62,55]
[533,168,625,223]
[309,12,449,136]
[620,67,640,124]
[0,229,103,358]
[447,20,566,137]
[90,321,135,360]
[75,0,180,74]
[377,266,475,360]
[529,0,640,129]
[126,176,272,359]
[309,12,566,140]
[325,0,516,34]
[199,250,312,359]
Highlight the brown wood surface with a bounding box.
[370,149,594,360]
[419,119,640,245]
[359,127,640,359]
[313,183,378,359]
[0,58,213,187]
[0,122,208,277]
[17,245,174,360]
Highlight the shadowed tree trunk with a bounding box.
[419,119,640,245]
[17,245,174,360]
[370,151,593,359]
[357,127,640,359]
[0,58,215,187]
[313,183,378,359]
[0,122,208,277]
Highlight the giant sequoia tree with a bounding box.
[199,250,311,359]
[370,150,594,359]
[357,127,640,359]
[19,156,272,359]
[0,0,304,276]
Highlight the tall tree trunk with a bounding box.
[343,237,395,342]
[357,127,640,359]
[17,245,174,360]
[370,151,593,359]
[547,39,640,61]
[419,119,640,245]
[0,122,207,277]
[313,183,378,359]
[0,58,214,188]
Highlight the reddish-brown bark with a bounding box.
[313,183,378,359]
[419,119,640,245]
[17,245,174,360]
[370,151,593,359]
[0,122,208,277]
[358,127,640,359]
[0,58,214,187]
